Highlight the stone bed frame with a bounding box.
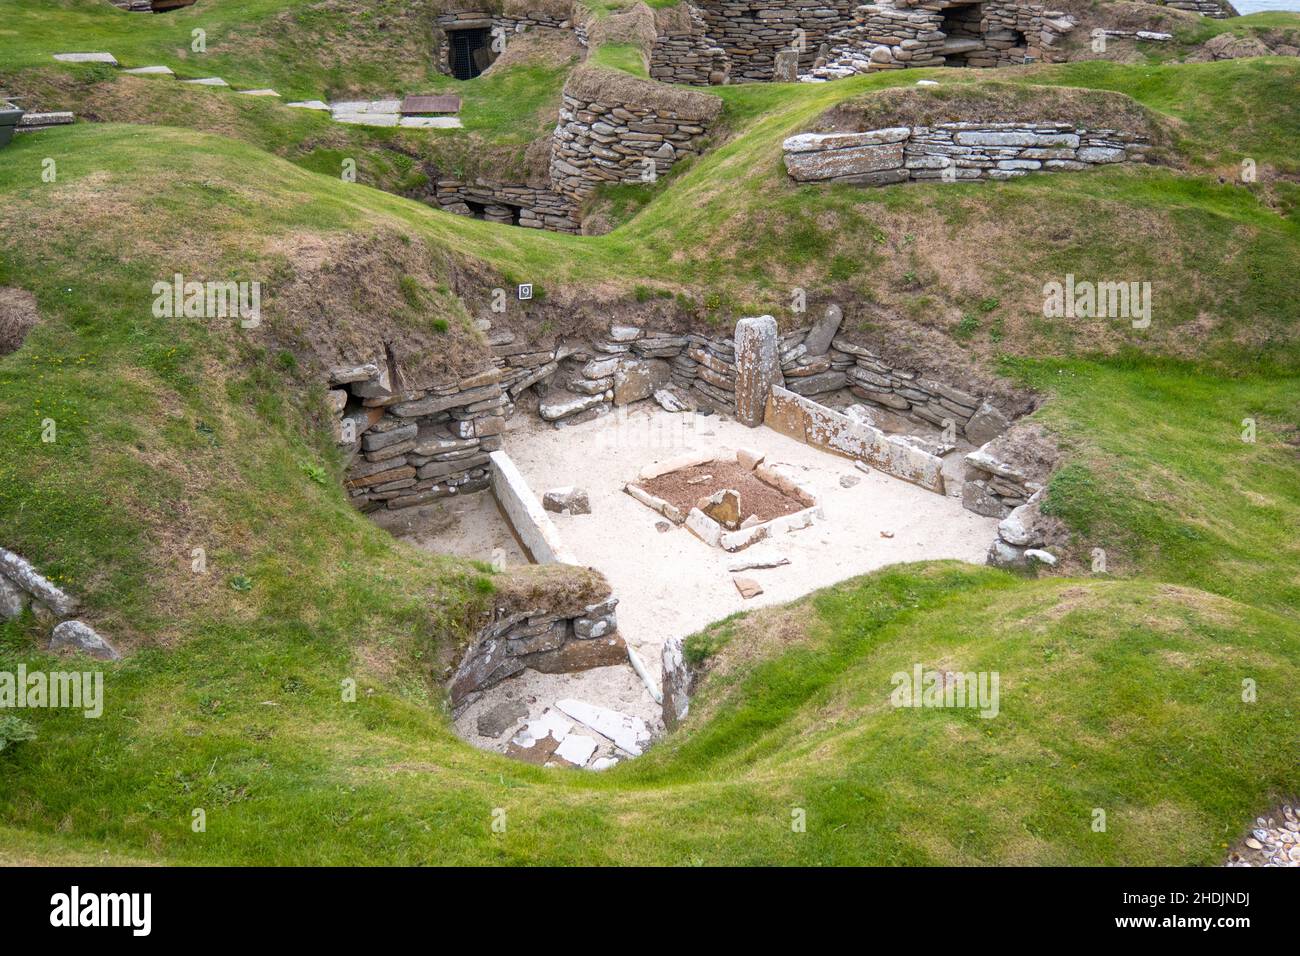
[625,448,824,552]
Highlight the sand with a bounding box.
[403,403,1000,763]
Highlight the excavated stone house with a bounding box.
[646,0,1062,85]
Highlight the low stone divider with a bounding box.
[765,385,946,493]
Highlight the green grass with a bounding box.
[0,9,1297,865]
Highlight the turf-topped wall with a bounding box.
[650,3,731,86]
[550,67,722,201]
[434,2,580,76]
[783,122,1152,185]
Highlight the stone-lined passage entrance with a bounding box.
[448,27,495,79]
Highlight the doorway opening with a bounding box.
[448,27,495,80]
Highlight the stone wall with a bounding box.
[696,0,859,80]
[329,361,505,512]
[1161,0,1236,17]
[549,69,722,201]
[450,591,626,705]
[830,334,1011,445]
[435,179,580,232]
[810,0,1057,80]
[650,4,731,86]
[783,122,1151,186]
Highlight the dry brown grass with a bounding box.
[0,286,38,355]
[491,561,611,618]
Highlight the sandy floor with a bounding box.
[406,403,1000,764]
[375,492,528,566]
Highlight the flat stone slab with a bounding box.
[330,99,401,114]
[398,116,463,129]
[53,53,118,65]
[286,100,331,111]
[181,77,228,86]
[556,698,651,757]
[333,113,399,127]
[554,734,598,767]
[17,112,75,128]
[237,89,280,97]
[123,65,174,75]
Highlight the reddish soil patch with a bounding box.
[640,460,806,524]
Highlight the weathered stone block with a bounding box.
[734,315,780,427]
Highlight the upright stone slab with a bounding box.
[773,49,800,83]
[733,315,779,428]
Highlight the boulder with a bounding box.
[49,620,120,661]
[613,358,670,405]
[998,496,1044,547]
[802,304,844,357]
[542,487,591,515]
[476,700,528,738]
[697,488,741,530]
[0,573,27,621]
[986,539,1028,569]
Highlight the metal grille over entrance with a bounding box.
[449,28,493,80]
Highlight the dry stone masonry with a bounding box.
[807,0,1065,80]
[330,360,504,512]
[451,593,625,705]
[550,70,722,201]
[650,4,731,85]
[435,179,580,232]
[784,122,1151,186]
[695,0,860,80]
[435,6,580,77]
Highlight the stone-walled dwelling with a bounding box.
[809,0,1055,79]
[650,3,731,85]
